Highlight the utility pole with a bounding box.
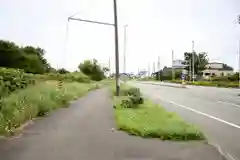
[123,25,128,74]
[108,57,111,76]
[66,2,119,95]
[157,56,161,81]
[192,41,195,82]
[238,15,240,88]
[172,50,175,80]
[113,0,120,96]
[148,63,151,77]
[189,52,192,81]
[238,40,240,88]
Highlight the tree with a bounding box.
[222,64,233,71]
[184,52,208,76]
[57,68,70,74]
[0,40,52,74]
[78,59,106,81]
[102,67,110,73]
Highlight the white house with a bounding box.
[202,62,234,79]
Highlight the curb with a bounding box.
[139,82,187,89]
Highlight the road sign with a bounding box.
[182,69,187,75]
[181,74,185,80]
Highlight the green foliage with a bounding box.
[112,84,144,109]
[190,81,238,88]
[0,40,51,74]
[78,59,106,81]
[169,79,239,88]
[0,81,96,136]
[0,68,35,97]
[57,68,70,74]
[120,95,144,109]
[123,87,141,96]
[0,67,91,98]
[228,73,239,81]
[154,67,182,81]
[184,52,208,76]
[169,79,183,84]
[33,72,91,83]
[222,64,233,71]
[115,100,204,140]
[111,84,204,140]
[211,76,230,82]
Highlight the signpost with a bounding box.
[181,69,187,85]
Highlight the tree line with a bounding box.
[0,40,108,81]
[0,40,53,74]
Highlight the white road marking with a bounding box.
[218,101,240,109]
[160,98,240,129]
[227,153,237,160]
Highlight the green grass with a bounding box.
[114,99,204,141]
[0,81,97,136]
[169,80,239,88]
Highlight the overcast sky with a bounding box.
[0,0,240,73]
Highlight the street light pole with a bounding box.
[113,0,120,96]
[192,41,195,82]
[123,25,128,74]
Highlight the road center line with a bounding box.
[160,98,240,129]
[218,101,240,108]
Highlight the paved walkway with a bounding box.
[0,89,225,160]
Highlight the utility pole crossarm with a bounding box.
[67,0,120,96]
[68,17,115,26]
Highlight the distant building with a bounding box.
[137,70,148,78]
[172,59,186,69]
[202,62,234,79]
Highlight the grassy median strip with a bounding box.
[113,84,205,141]
[0,81,97,136]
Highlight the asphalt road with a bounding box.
[132,81,240,160]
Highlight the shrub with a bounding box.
[31,72,91,83]
[113,85,144,109]
[129,95,144,105]
[121,97,134,108]
[120,95,144,109]
[169,79,182,84]
[211,76,230,82]
[189,81,238,88]
[126,87,141,96]
[0,68,35,97]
